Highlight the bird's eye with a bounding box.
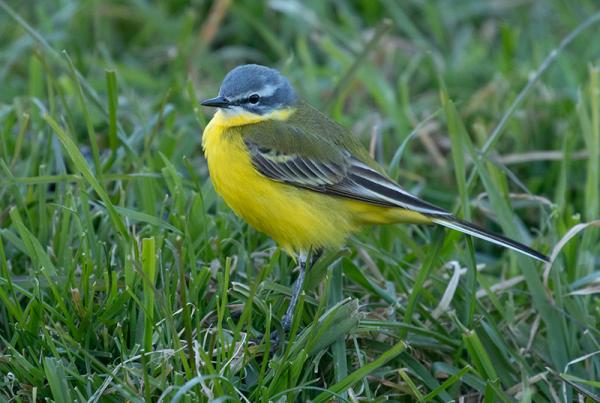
[248,93,260,104]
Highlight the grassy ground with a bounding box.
[1,0,599,401]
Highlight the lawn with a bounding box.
[1,0,599,401]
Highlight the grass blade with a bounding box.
[313,340,407,403]
[44,114,128,238]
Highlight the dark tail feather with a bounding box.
[432,217,549,263]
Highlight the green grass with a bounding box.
[1,0,600,401]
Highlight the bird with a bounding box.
[200,64,549,333]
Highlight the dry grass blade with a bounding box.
[543,220,600,297]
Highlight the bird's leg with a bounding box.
[267,250,323,349]
[281,251,308,332]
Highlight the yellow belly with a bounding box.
[202,111,431,254]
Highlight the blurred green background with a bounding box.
[0,0,599,401]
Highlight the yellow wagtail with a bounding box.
[201,64,548,332]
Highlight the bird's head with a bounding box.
[201,64,297,120]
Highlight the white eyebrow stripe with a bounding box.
[257,83,278,97]
[229,83,279,103]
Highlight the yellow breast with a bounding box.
[202,110,358,254]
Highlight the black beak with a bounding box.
[201,96,230,108]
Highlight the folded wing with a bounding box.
[242,116,548,263]
[245,139,451,216]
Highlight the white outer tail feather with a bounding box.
[432,218,549,263]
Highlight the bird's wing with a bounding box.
[242,108,549,263]
[243,118,451,216]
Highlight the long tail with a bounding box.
[431,217,549,263]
